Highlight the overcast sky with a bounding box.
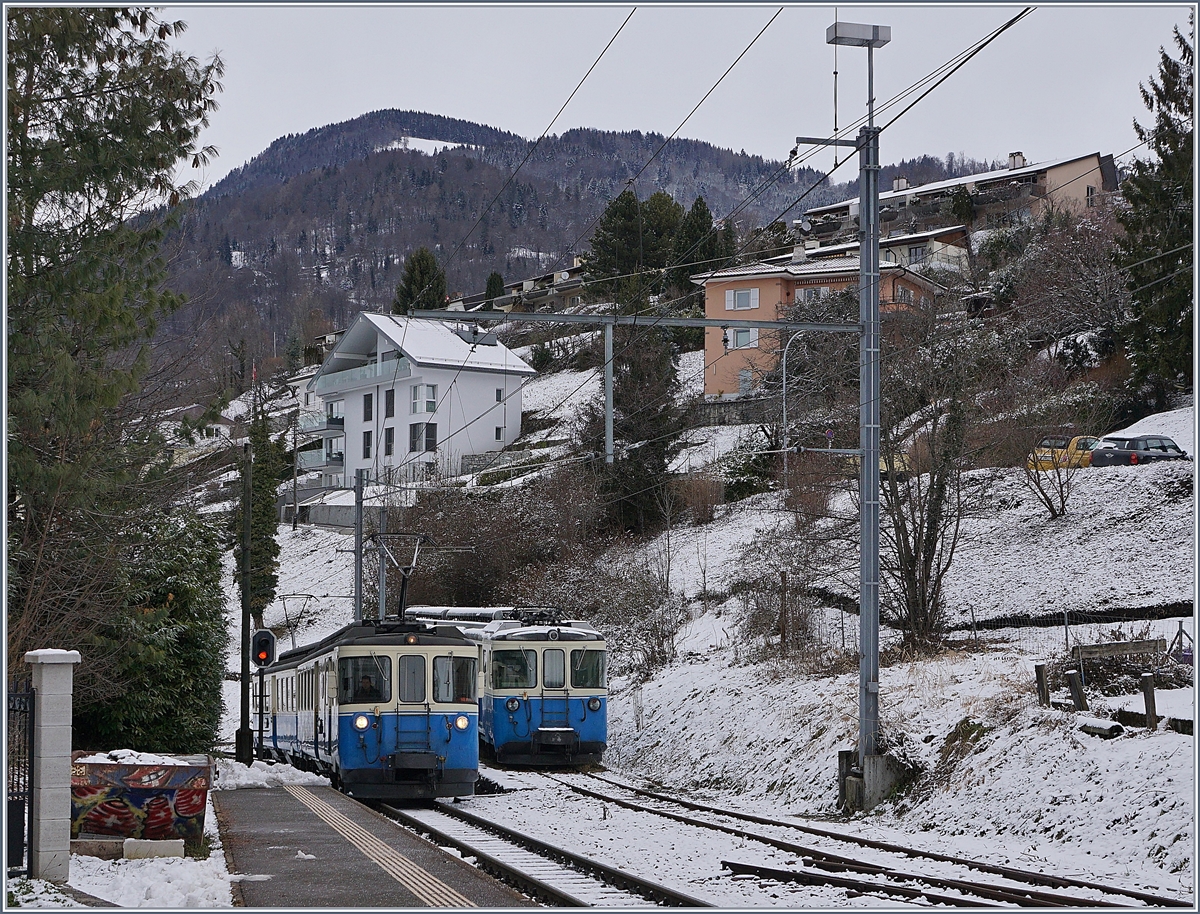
[161,3,1190,193]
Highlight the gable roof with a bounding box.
[311,312,534,388]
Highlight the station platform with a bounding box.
[212,785,533,907]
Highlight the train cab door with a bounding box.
[320,658,336,757]
[540,646,570,729]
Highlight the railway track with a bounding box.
[549,770,1192,908]
[379,800,713,907]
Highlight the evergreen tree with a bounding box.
[484,271,505,309]
[284,322,305,372]
[1116,14,1194,404]
[232,395,286,628]
[6,8,223,690]
[580,329,685,534]
[668,196,734,293]
[583,189,685,308]
[392,246,447,313]
[74,510,227,753]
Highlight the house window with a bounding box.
[496,388,504,403]
[731,328,758,349]
[725,287,759,310]
[304,392,311,406]
[384,427,394,457]
[1086,185,1098,207]
[409,422,437,453]
[897,285,913,304]
[385,388,395,418]
[363,393,373,422]
[738,369,753,395]
[411,383,437,414]
[363,430,372,459]
[495,426,504,441]
[908,245,927,264]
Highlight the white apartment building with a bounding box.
[304,312,535,487]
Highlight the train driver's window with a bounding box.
[339,656,392,703]
[397,655,425,703]
[433,656,478,703]
[491,649,537,689]
[570,649,606,689]
[543,649,565,689]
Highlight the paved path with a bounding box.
[212,786,533,907]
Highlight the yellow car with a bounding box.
[1026,435,1100,471]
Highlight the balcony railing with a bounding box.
[299,411,345,435]
[313,357,410,393]
[298,450,345,471]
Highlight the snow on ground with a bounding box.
[1112,401,1195,453]
[48,404,1193,906]
[519,367,598,426]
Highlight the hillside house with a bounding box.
[306,312,535,487]
[697,251,941,399]
[802,151,1119,240]
[448,260,587,312]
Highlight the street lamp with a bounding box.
[780,330,805,483]
[828,20,888,767]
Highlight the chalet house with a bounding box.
[697,251,941,399]
[305,312,535,487]
[802,151,1119,239]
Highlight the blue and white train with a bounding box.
[251,619,479,800]
[406,607,608,767]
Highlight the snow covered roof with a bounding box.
[774,225,969,261]
[312,311,534,386]
[805,152,1104,215]
[696,255,899,282]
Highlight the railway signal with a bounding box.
[251,629,276,667]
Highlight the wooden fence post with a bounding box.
[1065,669,1088,712]
[1034,664,1050,707]
[1141,672,1158,731]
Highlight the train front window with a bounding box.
[339,656,391,703]
[433,656,477,703]
[491,649,537,689]
[543,649,565,689]
[397,655,426,703]
[570,649,606,689]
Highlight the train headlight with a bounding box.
[454,715,470,731]
[587,697,602,712]
[505,697,520,713]
[353,714,370,732]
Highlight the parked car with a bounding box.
[1026,435,1101,471]
[1089,435,1191,467]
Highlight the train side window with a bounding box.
[491,649,537,689]
[570,649,607,689]
[433,656,478,703]
[339,656,392,703]
[397,655,424,703]
[543,649,565,689]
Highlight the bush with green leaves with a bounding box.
[73,509,228,754]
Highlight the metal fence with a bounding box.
[7,677,35,876]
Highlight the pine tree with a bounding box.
[484,271,505,308]
[1117,14,1194,404]
[669,196,734,293]
[232,395,286,629]
[392,246,447,313]
[580,329,685,534]
[6,8,223,689]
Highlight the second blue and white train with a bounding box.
[407,607,608,767]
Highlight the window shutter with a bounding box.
[748,328,759,347]
[725,289,734,311]
[750,288,759,309]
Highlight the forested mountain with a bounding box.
[158,108,998,400]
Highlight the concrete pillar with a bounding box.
[24,649,81,884]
